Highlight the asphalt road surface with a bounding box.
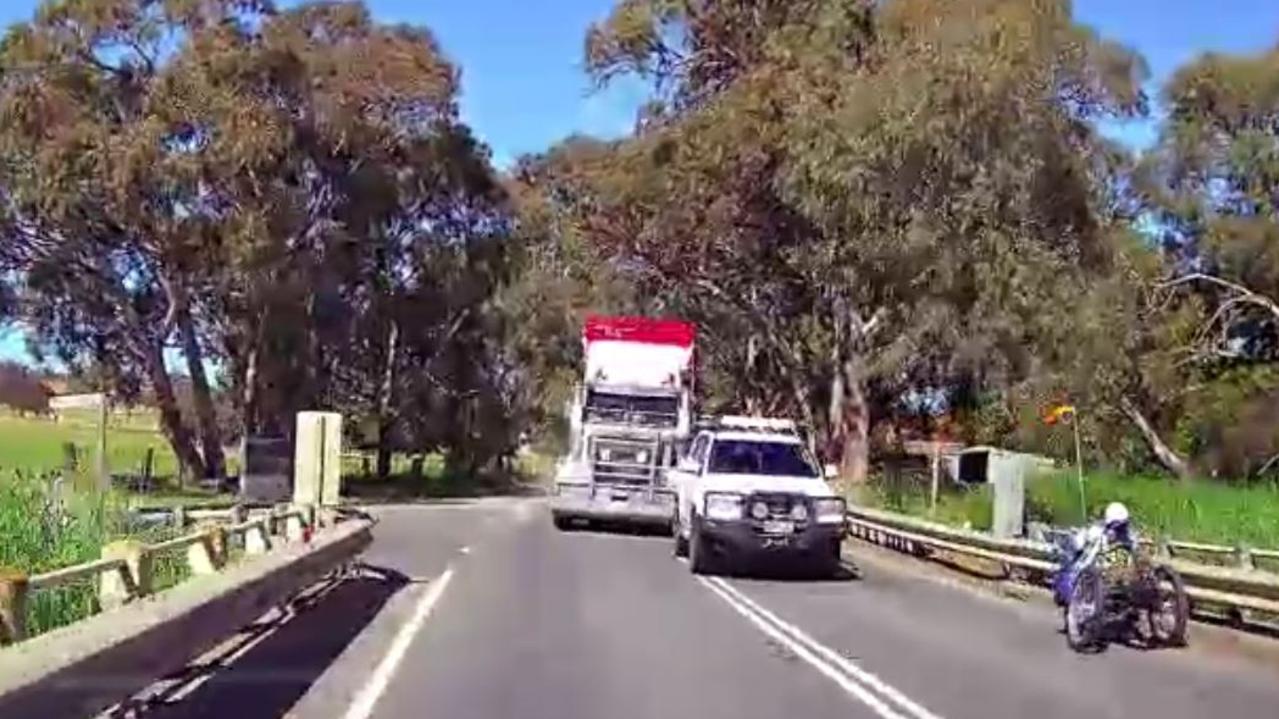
[147,499,1279,719]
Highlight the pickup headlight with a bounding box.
[813,497,847,525]
[704,492,745,521]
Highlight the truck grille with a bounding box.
[590,437,661,486]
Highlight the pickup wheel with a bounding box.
[688,517,716,575]
[672,511,689,557]
[815,536,843,578]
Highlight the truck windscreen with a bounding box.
[585,390,679,428]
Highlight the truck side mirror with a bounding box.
[823,464,839,480]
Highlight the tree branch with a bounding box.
[1161,272,1279,321]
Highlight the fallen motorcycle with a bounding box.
[1052,527,1189,652]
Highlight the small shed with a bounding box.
[945,446,1054,485]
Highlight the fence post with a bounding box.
[245,520,272,555]
[0,568,29,645]
[172,505,187,530]
[1156,536,1172,560]
[929,445,941,518]
[285,509,305,542]
[187,531,220,576]
[1236,545,1255,571]
[100,540,151,610]
[207,525,228,566]
[141,447,155,489]
[270,504,288,537]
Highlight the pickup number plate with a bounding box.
[762,520,795,536]
[610,491,629,503]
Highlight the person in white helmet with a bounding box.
[1053,501,1137,607]
[1101,501,1136,551]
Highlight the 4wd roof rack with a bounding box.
[703,415,800,435]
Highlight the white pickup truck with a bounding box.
[666,417,847,576]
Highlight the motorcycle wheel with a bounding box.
[1147,564,1189,647]
[1066,568,1105,653]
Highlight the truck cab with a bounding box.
[668,416,847,575]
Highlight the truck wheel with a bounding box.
[688,518,716,575]
[553,514,574,531]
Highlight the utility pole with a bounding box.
[1072,413,1086,522]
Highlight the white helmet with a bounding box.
[1104,502,1130,526]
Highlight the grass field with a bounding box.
[854,468,1279,550]
[0,410,179,480]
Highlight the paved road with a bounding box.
[153,499,1279,719]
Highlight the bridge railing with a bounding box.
[0,504,319,645]
[846,505,1279,620]
[0,503,370,718]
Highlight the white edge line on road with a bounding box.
[709,576,945,719]
[698,577,912,719]
[343,567,456,719]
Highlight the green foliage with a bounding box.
[0,1,522,490]
[0,472,187,636]
[527,0,1153,480]
[1173,366,1279,477]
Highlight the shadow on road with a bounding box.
[721,560,862,583]
[136,567,410,719]
[557,519,673,539]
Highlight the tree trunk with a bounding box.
[783,370,818,456]
[238,329,260,478]
[143,337,205,483]
[1119,395,1192,481]
[837,357,870,483]
[178,309,225,479]
[376,321,400,480]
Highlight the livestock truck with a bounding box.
[550,315,696,530]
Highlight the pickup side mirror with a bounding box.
[823,464,839,480]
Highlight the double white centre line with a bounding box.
[699,576,944,719]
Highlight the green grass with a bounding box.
[852,477,995,531]
[854,467,1279,551]
[1027,471,1279,549]
[0,411,178,480]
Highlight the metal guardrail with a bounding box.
[0,504,320,645]
[846,505,1279,619]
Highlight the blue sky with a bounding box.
[0,0,1277,365]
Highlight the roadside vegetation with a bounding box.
[0,473,189,637]
[855,470,1279,551]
